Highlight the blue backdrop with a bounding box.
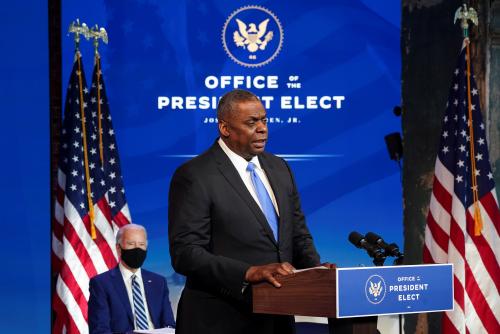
[0,1,402,332]
[0,1,49,332]
[61,0,402,311]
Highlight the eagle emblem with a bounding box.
[369,280,383,298]
[365,274,386,304]
[222,5,283,67]
[233,18,274,53]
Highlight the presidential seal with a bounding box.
[365,274,387,304]
[222,6,283,67]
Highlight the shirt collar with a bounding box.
[119,262,142,282]
[218,138,262,170]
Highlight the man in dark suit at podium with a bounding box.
[88,224,175,334]
[169,89,322,334]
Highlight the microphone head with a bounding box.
[348,231,364,248]
[365,232,382,245]
[388,243,401,255]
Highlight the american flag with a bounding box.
[52,52,130,334]
[423,42,500,333]
[89,54,131,228]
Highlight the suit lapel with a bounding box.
[110,267,134,323]
[211,143,278,246]
[258,154,286,245]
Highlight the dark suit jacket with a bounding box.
[168,141,320,334]
[88,266,175,334]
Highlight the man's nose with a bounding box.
[256,120,267,132]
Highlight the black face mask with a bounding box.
[120,247,147,269]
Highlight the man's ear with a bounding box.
[219,120,230,137]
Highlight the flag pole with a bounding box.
[69,20,97,239]
[88,25,109,165]
[454,4,483,235]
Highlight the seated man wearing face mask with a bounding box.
[88,224,175,334]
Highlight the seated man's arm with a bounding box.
[88,278,112,334]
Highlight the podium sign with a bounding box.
[336,264,453,318]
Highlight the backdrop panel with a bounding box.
[0,1,50,332]
[61,0,402,311]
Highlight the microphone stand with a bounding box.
[373,250,404,334]
[373,255,386,267]
[392,254,404,334]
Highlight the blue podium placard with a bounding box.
[336,264,453,318]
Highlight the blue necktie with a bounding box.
[247,162,279,241]
[131,274,149,330]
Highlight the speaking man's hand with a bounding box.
[245,262,295,288]
[321,262,337,269]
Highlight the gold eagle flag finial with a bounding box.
[68,19,90,50]
[454,4,478,38]
[86,25,109,55]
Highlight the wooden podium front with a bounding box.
[252,268,377,334]
[253,267,336,317]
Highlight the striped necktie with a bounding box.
[131,274,149,330]
[247,162,279,241]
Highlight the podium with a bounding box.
[252,264,453,334]
[252,268,375,334]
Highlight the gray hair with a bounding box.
[116,224,147,245]
[217,89,260,121]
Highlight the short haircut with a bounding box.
[116,224,147,245]
[217,89,260,121]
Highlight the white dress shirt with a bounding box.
[119,262,155,330]
[218,138,280,216]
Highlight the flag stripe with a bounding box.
[453,275,465,311]
[423,231,448,264]
[443,311,461,334]
[53,293,79,334]
[59,258,88,319]
[93,202,119,269]
[114,208,131,228]
[427,205,450,254]
[481,192,500,237]
[466,209,500,290]
[432,176,453,215]
[422,244,433,264]
[63,214,98,278]
[463,288,487,333]
[464,262,500,332]
[464,211,500,292]
[56,276,88,333]
[66,198,111,274]
[449,215,465,258]
[97,198,114,228]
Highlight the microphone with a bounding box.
[365,232,403,258]
[348,231,385,259]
